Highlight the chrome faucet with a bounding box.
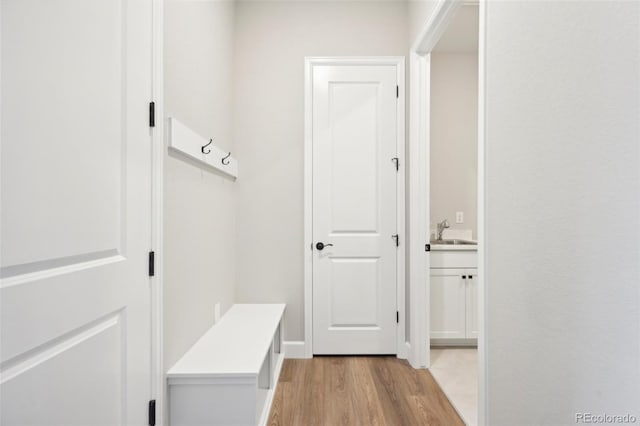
[436,219,450,241]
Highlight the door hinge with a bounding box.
[391,157,399,171]
[149,102,155,127]
[396,311,399,323]
[425,243,431,252]
[148,400,156,426]
[392,234,399,247]
[396,85,399,98]
[148,251,155,277]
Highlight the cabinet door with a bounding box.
[430,269,466,339]
[466,269,479,338]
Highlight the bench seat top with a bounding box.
[167,303,285,379]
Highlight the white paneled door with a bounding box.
[1,0,154,424]
[312,62,399,355]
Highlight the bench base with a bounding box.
[167,304,286,426]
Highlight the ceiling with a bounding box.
[433,5,479,53]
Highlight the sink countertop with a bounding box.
[430,241,478,251]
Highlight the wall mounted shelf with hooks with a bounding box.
[168,117,238,179]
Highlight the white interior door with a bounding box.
[1,0,154,424]
[312,62,398,355]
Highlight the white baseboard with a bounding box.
[402,341,411,361]
[283,341,309,359]
[283,341,416,360]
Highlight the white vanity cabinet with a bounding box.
[466,273,478,338]
[430,248,478,345]
[430,269,467,339]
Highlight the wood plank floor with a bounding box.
[268,356,464,426]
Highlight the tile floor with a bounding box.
[429,348,478,426]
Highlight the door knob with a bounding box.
[315,242,334,250]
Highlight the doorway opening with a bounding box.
[428,4,479,425]
[408,1,486,424]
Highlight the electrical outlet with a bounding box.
[456,211,464,224]
[214,303,221,323]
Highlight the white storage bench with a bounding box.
[167,304,286,426]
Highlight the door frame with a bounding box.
[408,0,487,424]
[303,56,406,359]
[150,0,165,423]
[407,0,462,371]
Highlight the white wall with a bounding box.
[163,0,237,369]
[408,0,437,47]
[484,1,640,423]
[430,53,477,238]
[233,1,409,341]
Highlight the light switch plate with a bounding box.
[456,211,464,224]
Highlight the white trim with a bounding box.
[150,0,164,422]
[283,341,307,359]
[407,51,431,368]
[395,59,407,360]
[408,0,463,370]
[412,0,463,54]
[303,58,314,359]
[303,56,407,359]
[477,0,488,424]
